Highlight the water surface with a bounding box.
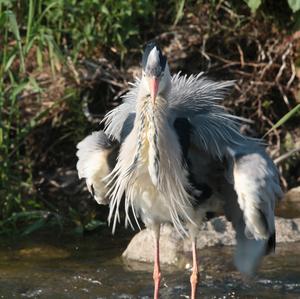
[0,231,300,298]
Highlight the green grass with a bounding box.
[264,104,300,137]
[0,0,182,236]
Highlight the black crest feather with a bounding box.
[142,41,167,76]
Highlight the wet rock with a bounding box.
[122,225,184,265]
[181,217,236,254]
[276,217,300,243]
[123,216,300,265]
[285,186,300,202]
[277,186,300,218]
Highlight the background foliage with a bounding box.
[0,0,299,236]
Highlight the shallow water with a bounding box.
[0,231,300,299]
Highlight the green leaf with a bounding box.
[26,0,34,45]
[4,53,16,72]
[84,220,106,231]
[288,0,300,12]
[22,218,47,235]
[36,46,43,68]
[0,128,3,146]
[0,0,13,9]
[10,82,28,99]
[264,104,300,136]
[245,0,262,13]
[100,4,109,15]
[5,10,26,73]
[174,0,185,26]
[73,226,84,235]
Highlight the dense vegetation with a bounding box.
[1,0,299,236]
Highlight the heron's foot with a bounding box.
[190,268,199,299]
[153,268,161,299]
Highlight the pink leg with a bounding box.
[190,239,199,299]
[153,226,161,299]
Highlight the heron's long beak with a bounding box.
[149,77,159,105]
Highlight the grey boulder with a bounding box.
[123,216,300,265]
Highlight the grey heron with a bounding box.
[76,41,283,299]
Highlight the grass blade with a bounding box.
[0,128,3,146]
[5,10,26,73]
[173,0,185,26]
[264,104,300,137]
[26,0,34,46]
[4,53,17,72]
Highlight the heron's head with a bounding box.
[140,41,171,104]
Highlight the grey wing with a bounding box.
[223,143,282,274]
[194,141,282,274]
[188,127,282,274]
[226,145,283,240]
[76,131,119,205]
[173,117,282,275]
[77,81,138,205]
[168,73,283,274]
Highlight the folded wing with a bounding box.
[76,131,119,204]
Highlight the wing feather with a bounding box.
[228,147,283,239]
[76,131,119,204]
[168,72,283,274]
[103,80,138,141]
[169,72,235,117]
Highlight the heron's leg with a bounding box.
[190,238,199,299]
[153,224,161,299]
